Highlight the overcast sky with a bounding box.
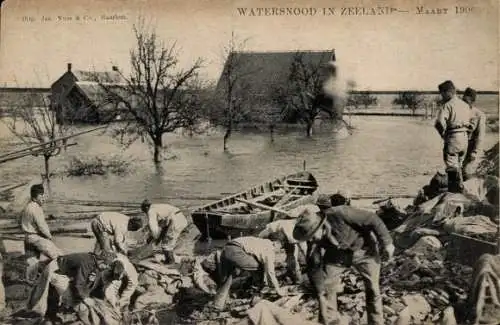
[0,0,498,90]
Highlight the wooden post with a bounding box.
[205,213,211,242]
[303,160,306,171]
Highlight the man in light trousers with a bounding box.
[434,80,472,193]
[141,199,188,264]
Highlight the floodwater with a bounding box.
[1,115,498,210]
[0,115,498,254]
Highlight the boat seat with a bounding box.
[247,189,285,203]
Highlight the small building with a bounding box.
[50,63,126,124]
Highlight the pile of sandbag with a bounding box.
[477,142,499,178]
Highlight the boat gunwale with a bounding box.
[191,171,319,213]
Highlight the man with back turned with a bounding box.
[434,80,472,193]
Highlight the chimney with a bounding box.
[331,50,336,62]
[112,66,119,72]
[67,63,72,72]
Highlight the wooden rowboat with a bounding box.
[191,171,319,241]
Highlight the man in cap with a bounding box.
[293,204,394,325]
[195,236,285,310]
[258,219,307,284]
[435,80,472,193]
[461,87,486,181]
[21,184,62,281]
[90,211,143,255]
[141,199,188,264]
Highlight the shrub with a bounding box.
[67,156,131,177]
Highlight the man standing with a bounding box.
[0,253,5,312]
[21,184,62,280]
[196,236,285,310]
[141,199,188,264]
[90,212,143,255]
[293,204,394,325]
[461,87,486,181]
[258,219,307,284]
[434,80,472,193]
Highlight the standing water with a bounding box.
[0,116,498,252]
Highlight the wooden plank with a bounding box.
[234,198,290,215]
[275,184,316,189]
[134,260,181,277]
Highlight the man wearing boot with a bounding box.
[293,204,394,325]
[435,80,472,193]
[141,199,188,264]
[197,236,285,310]
[461,87,486,181]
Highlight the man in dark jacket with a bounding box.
[30,252,117,324]
[293,202,394,325]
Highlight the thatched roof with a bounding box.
[72,70,125,84]
[216,50,335,98]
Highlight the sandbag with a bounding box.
[442,216,498,237]
[463,176,499,204]
[234,299,321,325]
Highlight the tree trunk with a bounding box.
[223,127,232,151]
[44,155,50,180]
[269,124,275,143]
[306,122,313,137]
[153,136,163,164]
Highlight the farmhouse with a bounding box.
[216,49,336,105]
[50,63,127,124]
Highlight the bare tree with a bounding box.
[392,91,424,115]
[277,52,342,137]
[1,89,73,179]
[96,20,204,163]
[214,32,254,151]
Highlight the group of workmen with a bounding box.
[0,80,489,325]
[192,80,488,325]
[3,183,190,325]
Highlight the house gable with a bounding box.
[216,50,335,101]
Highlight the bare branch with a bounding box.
[94,18,205,162]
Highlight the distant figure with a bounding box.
[21,184,62,280]
[434,80,472,193]
[461,87,486,181]
[197,236,284,310]
[90,212,143,255]
[258,219,307,284]
[141,200,188,264]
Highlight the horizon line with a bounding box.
[0,87,498,95]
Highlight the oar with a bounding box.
[234,198,291,216]
[274,186,300,207]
